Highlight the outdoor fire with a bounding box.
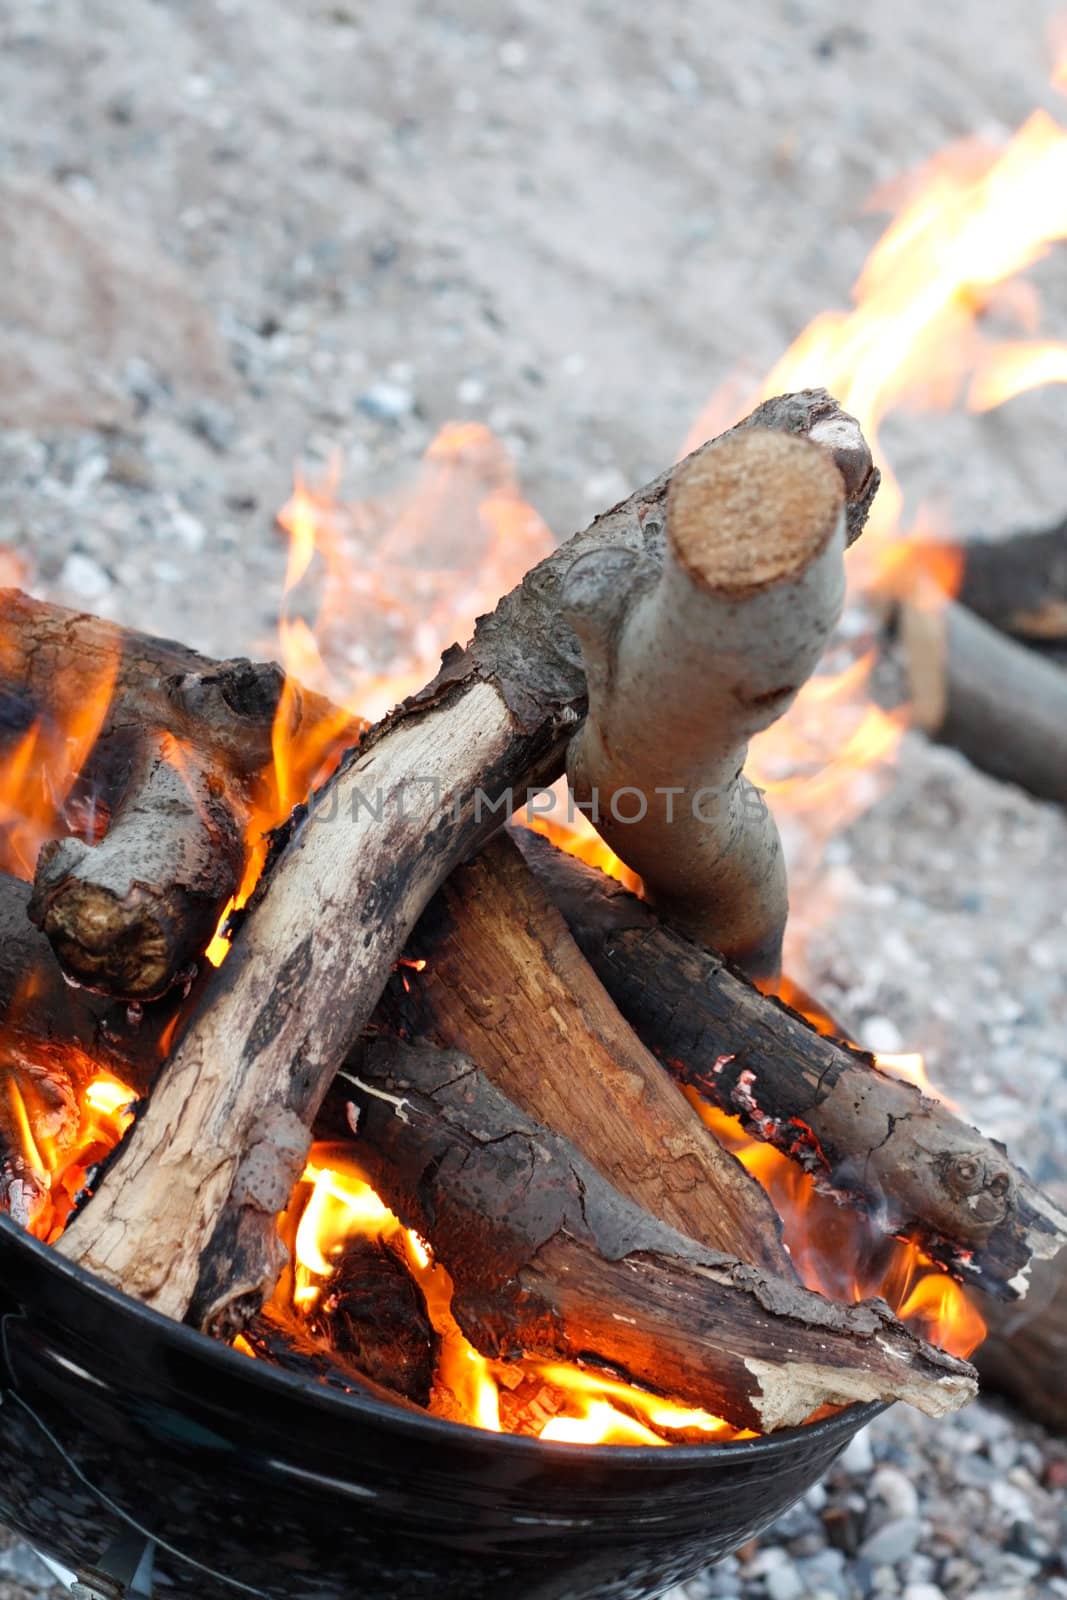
[4,23,1067,1600]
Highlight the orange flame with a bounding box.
[686,1093,984,1360]
[276,1153,745,1445]
[3,1060,137,1244]
[0,645,119,880]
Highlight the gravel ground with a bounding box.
[2,1,1066,1596]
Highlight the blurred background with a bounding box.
[2,1,1067,1596]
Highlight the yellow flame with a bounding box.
[278,1154,744,1443]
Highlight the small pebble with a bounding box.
[859,1517,922,1566]
[56,550,111,600]
[765,1564,805,1600]
[356,381,416,422]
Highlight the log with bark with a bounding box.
[563,429,851,978]
[976,1246,1067,1433]
[911,518,1067,643]
[315,1035,976,1433]
[509,832,1067,1301]
[0,869,189,1232]
[55,389,881,1336]
[375,832,793,1279]
[900,596,1067,805]
[0,588,361,1001]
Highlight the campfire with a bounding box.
[3,75,1067,1484]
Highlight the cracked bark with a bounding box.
[56,389,878,1334]
[315,1035,976,1433]
[514,831,1067,1302]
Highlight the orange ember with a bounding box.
[2,1054,138,1244]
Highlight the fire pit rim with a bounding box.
[1,1217,886,1463]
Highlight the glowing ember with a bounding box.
[3,1057,138,1244]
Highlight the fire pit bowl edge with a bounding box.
[0,1217,882,1600]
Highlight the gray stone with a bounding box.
[859,1518,922,1566]
[0,1541,60,1590]
[764,1565,805,1600]
[56,550,111,600]
[870,1466,920,1522]
[356,381,416,422]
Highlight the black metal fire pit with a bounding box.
[0,1218,881,1599]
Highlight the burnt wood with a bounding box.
[375,832,794,1279]
[512,831,1067,1302]
[55,390,880,1334]
[318,1036,976,1432]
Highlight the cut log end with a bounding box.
[668,430,845,594]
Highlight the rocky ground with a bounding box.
[1,1,1066,1596]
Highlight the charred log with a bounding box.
[307,1234,438,1407]
[317,1035,976,1433]
[513,831,1067,1301]
[375,832,793,1278]
[900,597,1067,805]
[976,1246,1067,1433]
[55,390,878,1333]
[912,519,1067,643]
[241,1305,425,1413]
[0,588,360,1001]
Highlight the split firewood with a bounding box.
[314,1035,976,1433]
[976,1246,1067,1433]
[56,389,878,1334]
[563,429,852,978]
[0,588,361,1001]
[374,832,793,1278]
[900,596,1067,805]
[512,831,1067,1301]
[911,518,1067,643]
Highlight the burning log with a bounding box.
[375,832,793,1279]
[316,1035,977,1433]
[900,596,1067,804]
[912,518,1067,643]
[513,831,1067,1301]
[0,589,360,1001]
[0,870,181,1091]
[306,1234,438,1407]
[563,429,851,979]
[56,389,878,1334]
[976,1248,1067,1433]
[0,868,188,1233]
